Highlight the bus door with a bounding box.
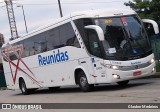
[85,29,107,83]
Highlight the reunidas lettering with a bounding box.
[38,49,69,66]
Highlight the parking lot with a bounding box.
[0,78,160,112]
[0,78,160,103]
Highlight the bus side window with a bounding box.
[32,33,47,54]
[85,29,103,58]
[46,28,60,50]
[23,39,34,57]
[59,23,80,48]
[66,37,81,48]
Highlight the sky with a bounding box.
[0,0,131,42]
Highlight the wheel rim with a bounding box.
[21,82,26,93]
[80,77,87,87]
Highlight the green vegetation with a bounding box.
[156,63,160,72]
[124,0,160,26]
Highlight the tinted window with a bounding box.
[59,23,78,47]
[33,34,47,54]
[23,39,34,57]
[5,22,81,60]
[46,28,61,50]
[86,29,102,58]
[74,18,94,50]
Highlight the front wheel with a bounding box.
[117,80,129,86]
[78,71,93,92]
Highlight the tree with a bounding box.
[125,0,160,26]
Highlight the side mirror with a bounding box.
[84,25,105,41]
[142,19,159,35]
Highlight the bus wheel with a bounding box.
[78,71,93,92]
[19,79,30,95]
[117,80,129,86]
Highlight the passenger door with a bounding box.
[85,29,107,83]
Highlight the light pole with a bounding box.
[58,0,63,17]
[17,4,28,33]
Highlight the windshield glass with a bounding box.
[95,15,152,60]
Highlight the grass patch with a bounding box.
[156,63,160,72]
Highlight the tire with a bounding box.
[19,79,34,95]
[78,71,93,92]
[48,87,60,91]
[117,80,129,86]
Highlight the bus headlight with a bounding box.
[113,74,120,79]
[152,67,155,72]
[149,59,155,64]
[112,65,119,70]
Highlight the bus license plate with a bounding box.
[133,71,141,76]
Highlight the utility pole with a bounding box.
[58,0,63,17]
[4,0,18,40]
[17,4,28,33]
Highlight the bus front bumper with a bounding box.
[108,62,156,83]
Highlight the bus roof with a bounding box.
[5,8,136,46]
[71,8,136,19]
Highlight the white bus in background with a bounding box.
[1,8,159,95]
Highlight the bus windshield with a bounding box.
[95,15,152,60]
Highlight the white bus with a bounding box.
[1,8,159,95]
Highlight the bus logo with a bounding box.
[38,49,69,66]
[131,61,141,65]
[1,44,42,87]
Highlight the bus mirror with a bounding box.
[142,19,159,35]
[85,25,105,41]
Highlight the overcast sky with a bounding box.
[0,0,131,42]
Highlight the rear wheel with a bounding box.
[19,79,35,95]
[78,71,93,92]
[117,80,129,86]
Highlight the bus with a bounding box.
[1,8,159,95]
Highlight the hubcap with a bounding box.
[80,77,87,87]
[21,83,26,92]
